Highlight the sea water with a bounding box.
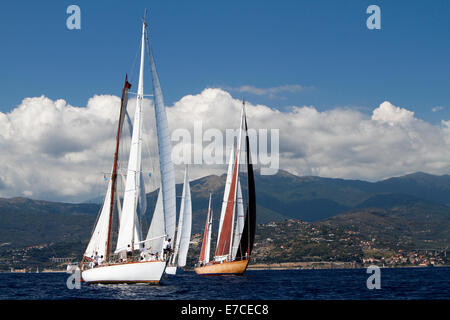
[0,268,449,300]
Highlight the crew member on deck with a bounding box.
[163,238,172,260]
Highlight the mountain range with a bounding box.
[1,170,450,249]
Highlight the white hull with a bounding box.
[82,261,166,284]
[165,266,177,275]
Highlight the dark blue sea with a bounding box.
[0,267,449,300]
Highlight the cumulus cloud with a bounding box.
[167,89,450,182]
[1,88,450,202]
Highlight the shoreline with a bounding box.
[4,263,449,273]
[246,262,449,270]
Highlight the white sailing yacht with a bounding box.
[81,16,176,284]
[165,165,192,275]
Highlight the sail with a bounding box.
[215,111,244,260]
[115,22,146,254]
[199,193,213,264]
[171,170,185,265]
[145,189,165,254]
[84,177,113,259]
[85,75,131,260]
[231,179,245,260]
[205,206,213,263]
[177,167,192,267]
[216,144,235,244]
[236,108,257,260]
[125,107,148,220]
[146,30,177,243]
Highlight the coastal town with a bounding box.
[1,219,448,273]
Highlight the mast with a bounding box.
[115,19,146,254]
[105,75,131,261]
[83,75,131,262]
[214,107,244,261]
[236,102,256,260]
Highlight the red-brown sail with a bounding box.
[214,154,239,258]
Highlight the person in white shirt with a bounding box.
[163,238,172,260]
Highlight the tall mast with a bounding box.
[236,101,257,260]
[215,106,244,260]
[114,19,146,254]
[105,75,131,261]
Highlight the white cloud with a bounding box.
[1,88,450,202]
[371,101,415,125]
[224,84,312,99]
[432,106,444,112]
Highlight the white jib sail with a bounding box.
[231,179,245,260]
[145,189,165,255]
[115,21,146,254]
[84,176,113,259]
[205,195,213,264]
[147,30,176,243]
[176,166,192,267]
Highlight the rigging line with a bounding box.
[128,33,141,84]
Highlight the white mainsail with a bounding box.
[147,32,176,243]
[172,166,192,267]
[115,21,146,254]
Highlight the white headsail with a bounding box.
[204,194,213,264]
[145,189,165,255]
[172,166,192,267]
[231,179,245,260]
[147,28,177,243]
[84,176,113,259]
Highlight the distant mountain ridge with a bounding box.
[1,170,450,248]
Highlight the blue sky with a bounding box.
[1,0,449,123]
